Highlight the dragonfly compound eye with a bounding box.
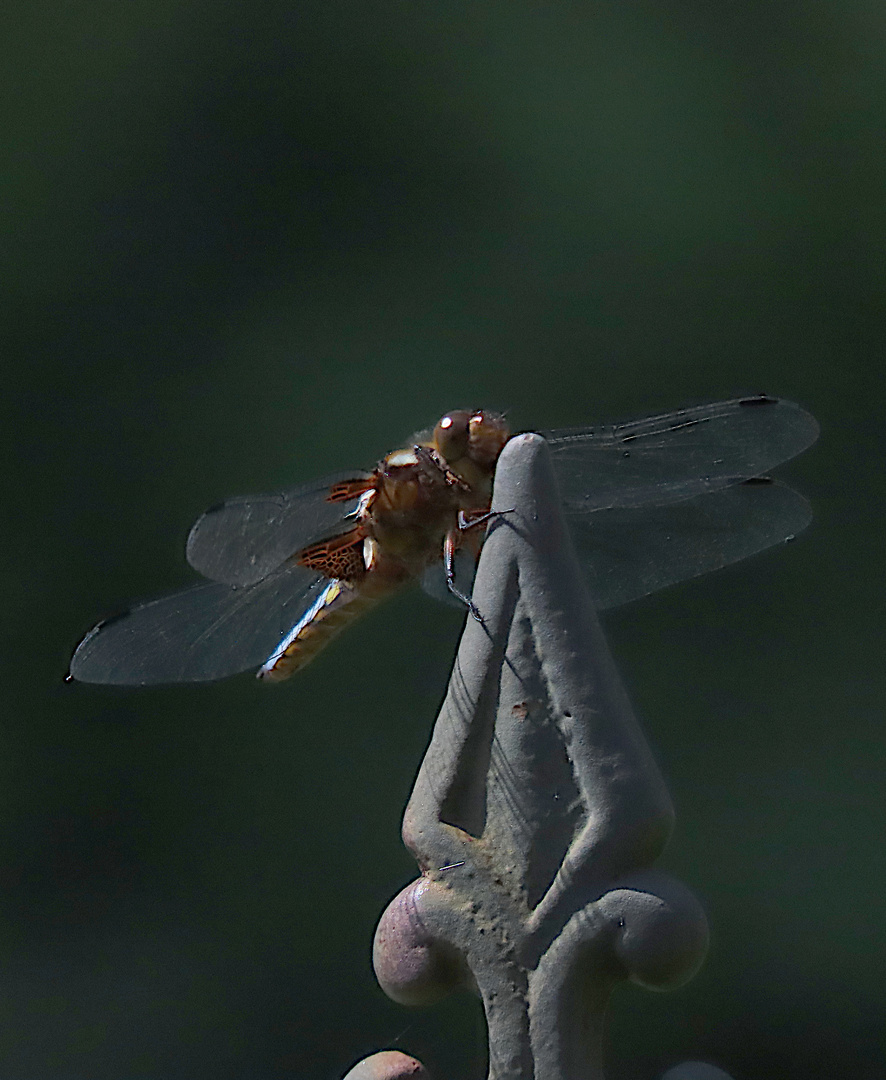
[434,411,471,462]
[467,411,511,467]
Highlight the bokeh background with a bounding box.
[3,1,883,1077]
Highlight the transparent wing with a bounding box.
[542,396,819,512]
[566,479,812,611]
[186,470,372,586]
[69,562,326,685]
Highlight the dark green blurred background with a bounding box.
[3,1,883,1077]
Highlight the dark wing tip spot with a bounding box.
[739,394,779,407]
[742,476,774,485]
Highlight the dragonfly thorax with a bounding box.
[365,448,463,569]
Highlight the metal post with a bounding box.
[345,434,726,1080]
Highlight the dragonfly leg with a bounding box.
[444,532,483,622]
[457,507,516,532]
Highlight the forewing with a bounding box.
[69,563,326,685]
[186,471,372,586]
[566,479,812,611]
[543,396,819,512]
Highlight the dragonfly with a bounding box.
[69,395,818,686]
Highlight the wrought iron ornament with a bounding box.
[351,434,738,1080]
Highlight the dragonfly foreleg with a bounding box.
[457,507,516,531]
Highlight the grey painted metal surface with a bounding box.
[347,434,721,1080]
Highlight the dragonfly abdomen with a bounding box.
[257,575,400,682]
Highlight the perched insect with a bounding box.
[69,396,818,686]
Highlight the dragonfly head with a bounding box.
[434,410,510,471]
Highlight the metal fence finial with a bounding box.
[350,434,716,1080]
